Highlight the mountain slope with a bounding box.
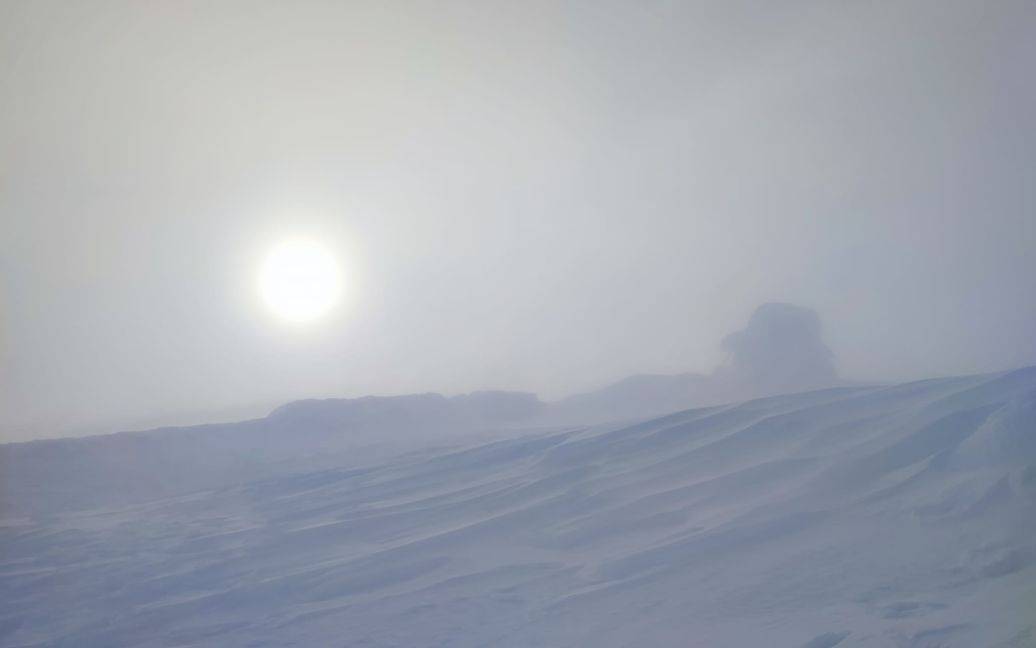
[1,368,1034,646]
[0,391,543,516]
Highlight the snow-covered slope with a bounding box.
[0,391,543,516]
[2,368,1035,646]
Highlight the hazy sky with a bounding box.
[2,0,1034,442]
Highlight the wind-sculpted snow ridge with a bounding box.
[2,368,1035,646]
[0,391,544,517]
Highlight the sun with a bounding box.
[258,238,342,323]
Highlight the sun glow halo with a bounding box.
[258,239,342,323]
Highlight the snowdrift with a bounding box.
[1,368,1034,646]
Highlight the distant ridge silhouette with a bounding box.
[547,302,848,423]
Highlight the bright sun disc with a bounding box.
[258,239,342,323]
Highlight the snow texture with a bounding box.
[2,368,1035,646]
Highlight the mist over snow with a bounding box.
[2,0,1035,645]
[1,302,847,518]
[717,303,838,395]
[3,0,1035,442]
[2,366,1035,646]
[549,303,853,424]
[4,303,1034,645]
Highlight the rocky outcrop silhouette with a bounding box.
[546,302,845,423]
[714,302,838,395]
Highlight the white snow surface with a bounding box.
[2,368,1036,647]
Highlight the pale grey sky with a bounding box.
[2,0,1034,441]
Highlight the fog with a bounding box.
[2,0,1034,442]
